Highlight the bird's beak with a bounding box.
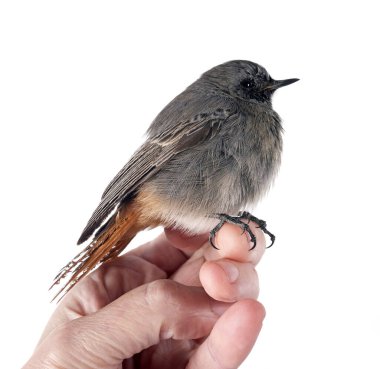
[264,78,299,91]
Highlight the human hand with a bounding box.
[23,222,266,369]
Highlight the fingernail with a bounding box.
[217,261,239,283]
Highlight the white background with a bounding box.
[1,1,379,368]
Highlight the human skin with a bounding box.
[23,222,266,369]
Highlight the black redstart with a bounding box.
[52,60,298,298]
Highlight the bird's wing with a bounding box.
[77,99,237,244]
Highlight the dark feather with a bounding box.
[77,93,237,245]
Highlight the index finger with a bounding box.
[171,221,267,302]
[129,228,208,273]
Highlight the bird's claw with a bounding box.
[209,211,275,250]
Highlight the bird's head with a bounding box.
[202,60,298,105]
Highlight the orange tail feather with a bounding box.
[50,204,145,301]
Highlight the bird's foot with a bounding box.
[237,211,275,248]
[208,211,275,250]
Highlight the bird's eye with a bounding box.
[240,79,254,89]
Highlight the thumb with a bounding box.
[26,280,229,369]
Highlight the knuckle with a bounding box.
[145,279,182,311]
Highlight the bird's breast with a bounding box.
[141,109,282,233]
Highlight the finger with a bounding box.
[187,299,265,369]
[164,227,209,256]
[130,228,208,272]
[199,221,265,301]
[200,260,259,302]
[69,255,167,306]
[40,255,166,344]
[67,227,208,305]
[172,222,265,302]
[129,232,187,273]
[35,280,231,369]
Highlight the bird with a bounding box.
[51,60,298,299]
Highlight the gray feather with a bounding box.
[77,92,236,244]
[77,60,293,243]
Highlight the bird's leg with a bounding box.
[208,213,257,250]
[237,211,275,248]
[208,212,276,250]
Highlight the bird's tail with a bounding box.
[50,205,144,301]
